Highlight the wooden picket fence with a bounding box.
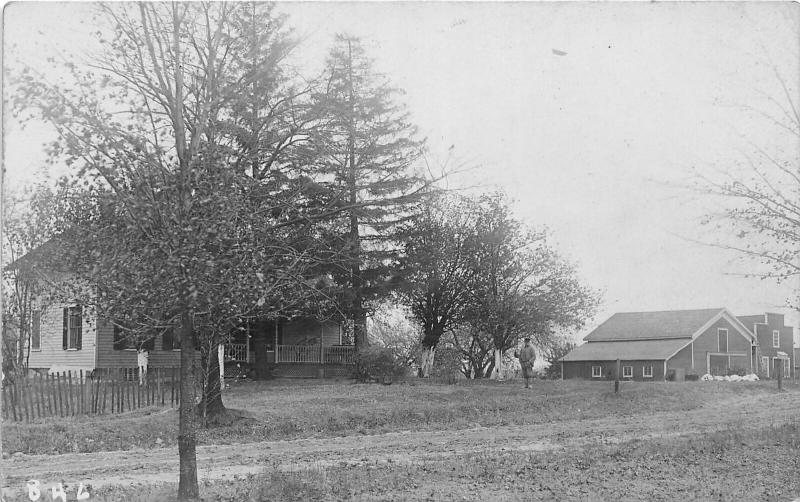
[2,367,181,422]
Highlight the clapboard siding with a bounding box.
[27,302,97,372]
[282,318,341,346]
[690,317,753,374]
[95,317,184,368]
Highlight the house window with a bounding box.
[643,365,653,378]
[62,305,82,350]
[591,366,602,378]
[622,366,633,378]
[162,328,180,351]
[114,323,155,351]
[113,323,134,350]
[31,310,41,351]
[717,328,728,352]
[772,330,780,348]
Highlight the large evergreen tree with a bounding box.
[304,35,427,349]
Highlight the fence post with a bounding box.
[79,370,84,415]
[68,371,75,416]
[614,359,621,394]
[157,368,163,406]
[101,376,108,414]
[35,374,44,419]
[47,374,55,417]
[777,359,783,391]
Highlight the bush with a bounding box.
[353,347,407,383]
[431,347,463,384]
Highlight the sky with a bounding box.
[3,2,799,344]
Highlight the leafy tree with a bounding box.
[303,34,427,349]
[368,301,421,369]
[399,193,479,376]
[700,74,799,310]
[10,3,332,499]
[542,339,576,379]
[2,184,76,375]
[460,194,599,379]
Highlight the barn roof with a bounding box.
[560,339,690,362]
[584,308,727,341]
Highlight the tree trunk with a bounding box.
[483,358,494,380]
[353,304,368,349]
[252,322,269,380]
[177,312,199,501]
[198,339,227,423]
[344,38,370,352]
[420,346,436,378]
[491,349,504,380]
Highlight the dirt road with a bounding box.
[3,389,798,495]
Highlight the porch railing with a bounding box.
[225,343,248,362]
[276,345,355,364]
[324,345,356,365]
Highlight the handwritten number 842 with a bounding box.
[26,480,90,501]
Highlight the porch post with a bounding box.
[218,344,225,390]
[274,321,279,363]
[246,319,251,364]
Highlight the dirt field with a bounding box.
[2,380,799,501]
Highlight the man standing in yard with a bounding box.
[518,338,536,389]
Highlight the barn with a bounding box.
[560,308,794,381]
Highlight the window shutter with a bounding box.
[75,306,82,350]
[62,307,69,350]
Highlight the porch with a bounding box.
[224,343,356,365]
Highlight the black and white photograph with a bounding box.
[2,2,799,501]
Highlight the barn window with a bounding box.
[643,365,653,378]
[31,310,41,351]
[717,328,728,352]
[622,366,633,378]
[772,330,780,348]
[62,305,82,350]
[591,366,602,378]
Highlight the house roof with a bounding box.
[737,315,766,328]
[584,308,728,341]
[560,339,690,362]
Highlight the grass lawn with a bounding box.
[3,377,796,455]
